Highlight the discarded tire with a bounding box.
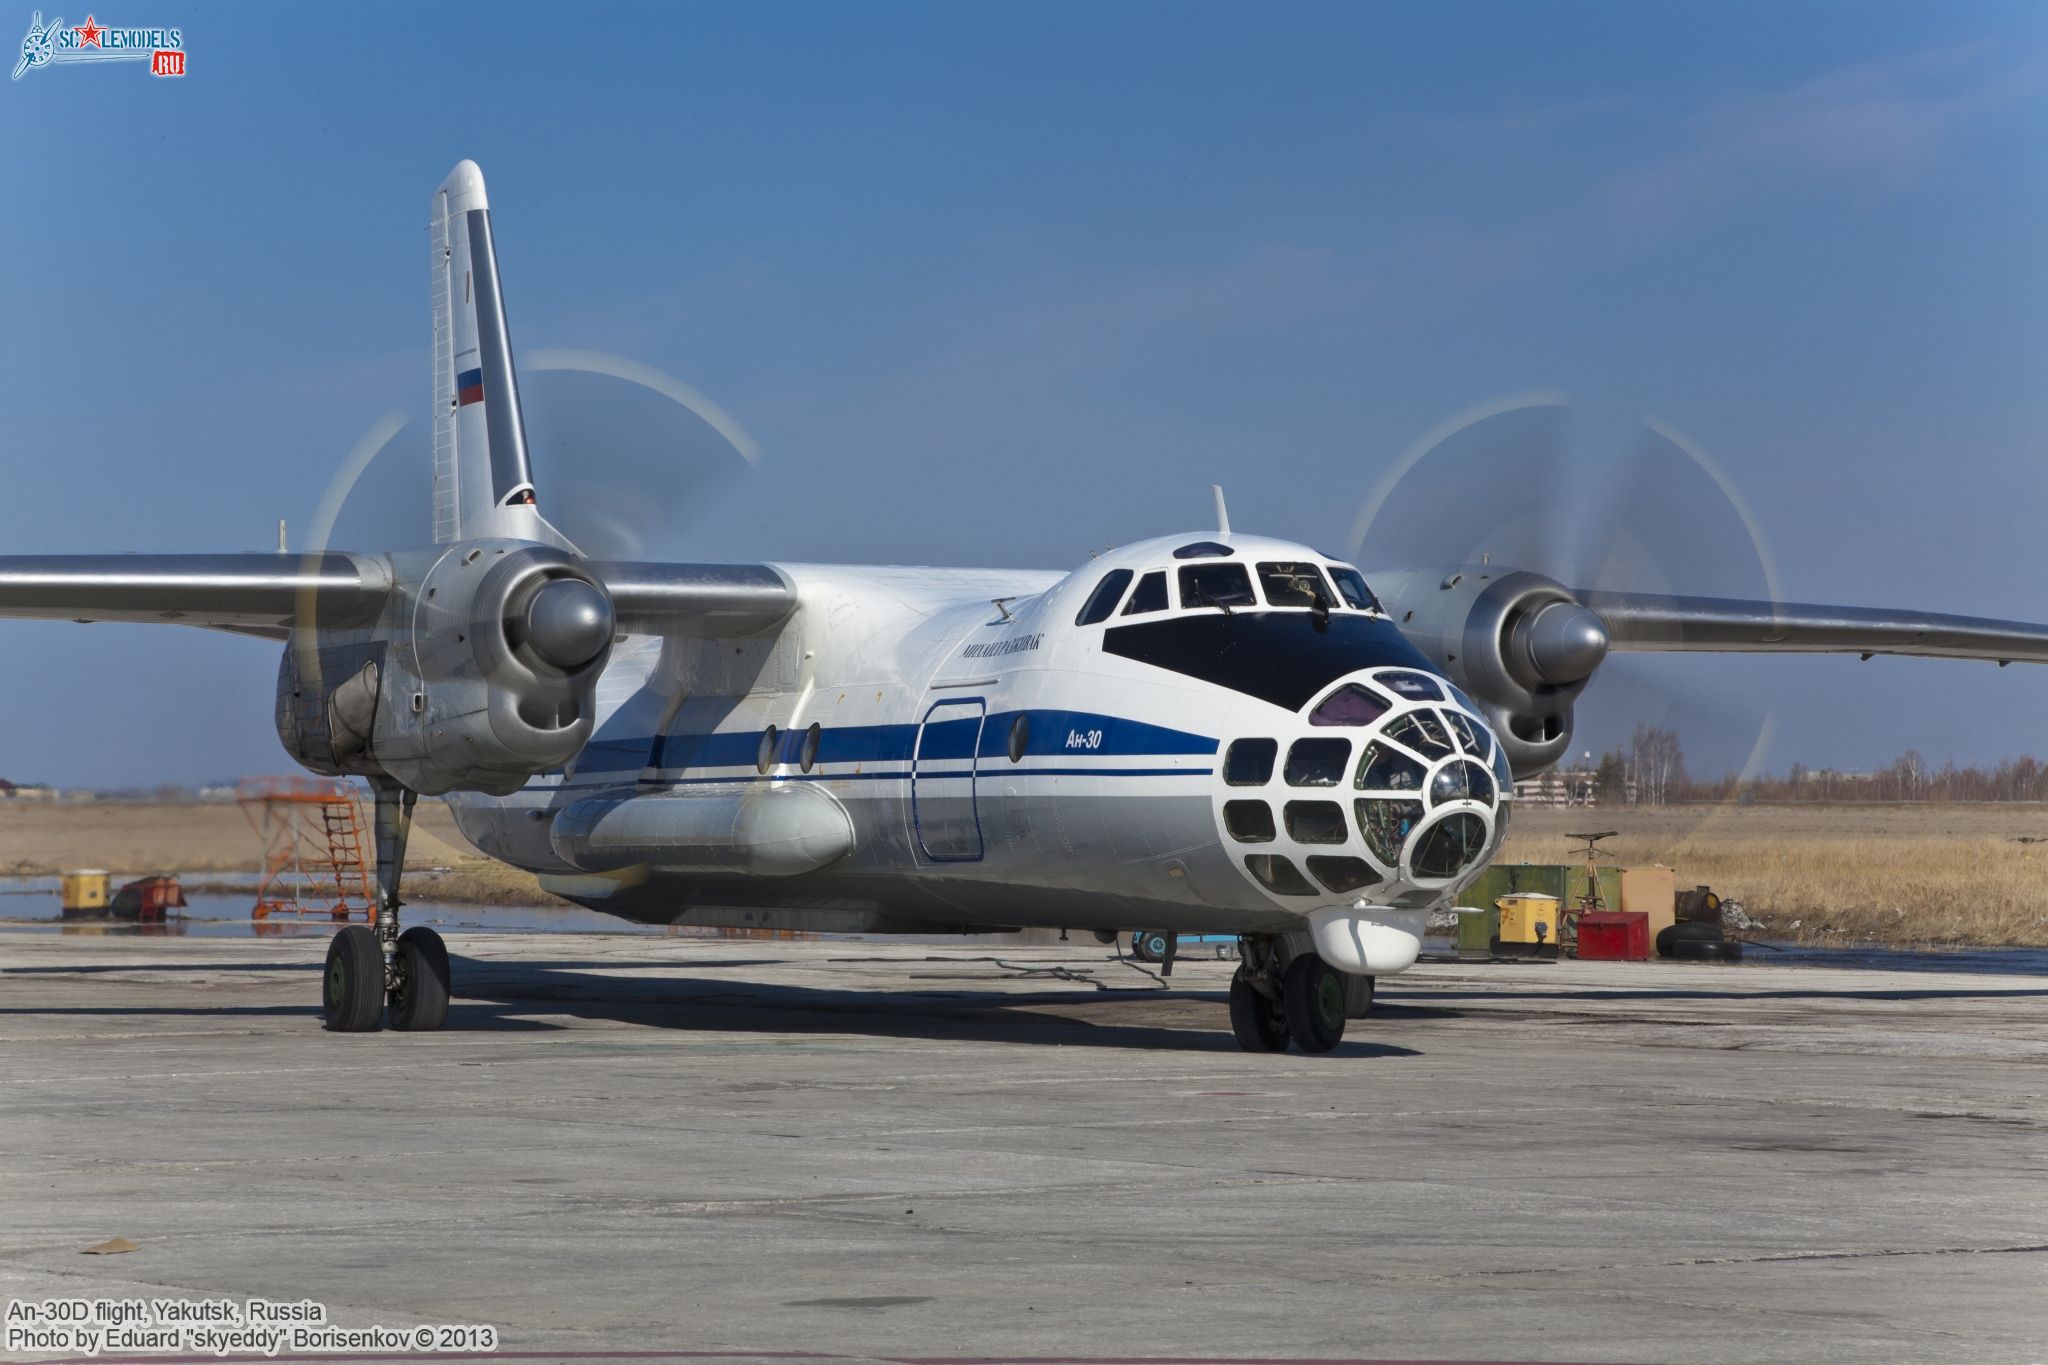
[1671,936,1744,963]
[1656,921,1728,957]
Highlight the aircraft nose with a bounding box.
[1513,600,1609,686]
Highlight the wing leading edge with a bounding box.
[0,555,795,641]
[1579,590,2048,665]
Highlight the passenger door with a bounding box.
[912,697,986,862]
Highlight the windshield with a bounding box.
[1258,562,1334,609]
[1328,566,1380,612]
[1178,562,1257,609]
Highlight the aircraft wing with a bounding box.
[0,554,794,641]
[1578,590,2048,665]
[0,554,392,639]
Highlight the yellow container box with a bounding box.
[1496,892,1560,946]
[61,869,110,913]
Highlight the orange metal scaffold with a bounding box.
[235,777,376,921]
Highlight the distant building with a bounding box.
[1515,768,1599,806]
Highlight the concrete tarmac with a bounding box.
[1,932,2044,1365]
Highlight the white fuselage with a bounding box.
[445,533,1513,976]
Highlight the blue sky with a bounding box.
[4,1,2046,785]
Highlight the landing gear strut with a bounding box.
[1230,935,1356,1054]
[323,780,449,1032]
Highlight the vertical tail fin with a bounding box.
[430,160,574,550]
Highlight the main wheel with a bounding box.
[323,925,384,1033]
[390,926,451,1031]
[1282,953,1346,1054]
[1228,974,1290,1052]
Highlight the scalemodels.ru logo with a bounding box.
[12,11,183,80]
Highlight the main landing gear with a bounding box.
[323,780,450,1033]
[1228,934,1372,1054]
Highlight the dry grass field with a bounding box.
[1504,802,2048,947]
[0,800,560,906]
[6,799,2047,946]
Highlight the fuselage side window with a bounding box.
[1122,571,1168,616]
[1178,561,1257,610]
[1257,562,1334,610]
[1329,566,1380,613]
[1075,568,1134,626]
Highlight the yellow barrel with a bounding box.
[1495,892,1559,946]
[61,870,110,913]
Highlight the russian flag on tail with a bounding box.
[456,367,484,406]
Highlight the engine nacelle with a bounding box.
[275,542,616,796]
[1371,567,1609,778]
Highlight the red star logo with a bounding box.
[74,15,102,47]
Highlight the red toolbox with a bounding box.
[1576,910,1650,961]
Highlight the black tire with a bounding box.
[390,927,451,1031]
[1282,953,1346,1054]
[1349,974,1376,1018]
[323,925,384,1033]
[1672,936,1744,963]
[1131,931,1172,963]
[1228,974,1290,1052]
[1656,921,1727,957]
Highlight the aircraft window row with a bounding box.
[1224,799,1275,843]
[1245,852,1384,897]
[1377,670,1444,702]
[1309,682,1391,728]
[1008,714,1030,763]
[1384,711,1455,760]
[1444,709,1489,757]
[1079,560,1387,623]
[1075,569,1135,626]
[1256,561,1334,610]
[1330,566,1380,613]
[1122,570,1169,616]
[1410,811,1489,879]
[756,725,780,775]
[800,722,822,773]
[1357,797,1423,865]
[1224,738,1278,786]
[1245,853,1318,896]
[1284,799,1348,844]
[1282,737,1351,787]
[1179,562,1258,610]
[1356,741,1426,792]
[1430,760,1496,807]
[1310,854,1382,893]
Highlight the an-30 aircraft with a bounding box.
[8,162,2048,1052]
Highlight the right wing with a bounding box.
[0,554,392,639]
[0,554,795,640]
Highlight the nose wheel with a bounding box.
[322,780,452,1033]
[1230,936,1349,1053]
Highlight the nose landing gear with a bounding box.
[322,780,451,1033]
[1231,935,1369,1054]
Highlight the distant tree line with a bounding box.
[1587,729,2048,805]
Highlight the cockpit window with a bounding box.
[1122,571,1168,616]
[1257,562,1334,610]
[1284,737,1352,787]
[1172,541,1234,560]
[1075,569,1134,626]
[1308,683,1391,727]
[1384,710,1455,760]
[1328,566,1380,613]
[1179,562,1257,610]
[1377,670,1444,702]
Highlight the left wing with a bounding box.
[0,554,392,639]
[1579,590,2048,665]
